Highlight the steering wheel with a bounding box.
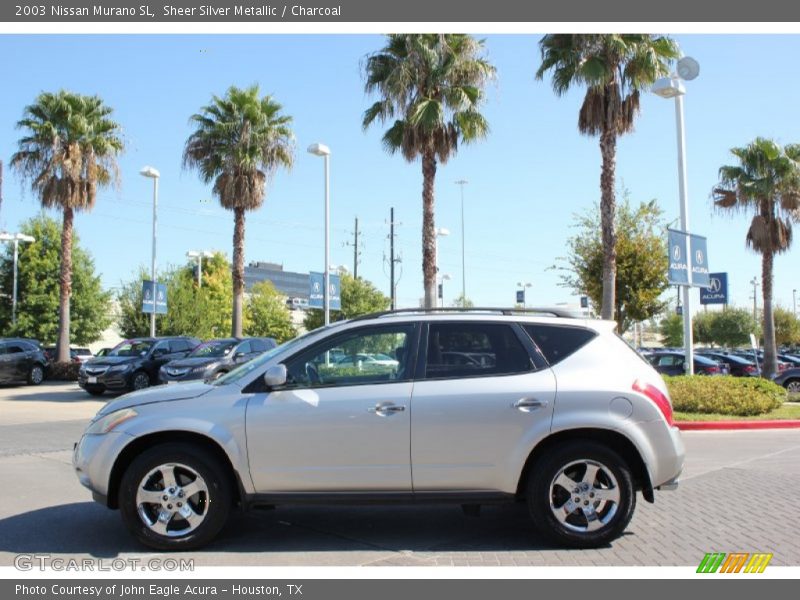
[305,362,321,385]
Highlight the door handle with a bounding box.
[368,402,406,415]
[513,398,548,412]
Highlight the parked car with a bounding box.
[159,337,277,384]
[773,367,800,395]
[0,338,48,385]
[95,348,112,358]
[78,337,201,395]
[43,346,93,364]
[73,308,683,551]
[645,351,727,376]
[696,351,758,377]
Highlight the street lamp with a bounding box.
[186,250,214,287]
[308,143,331,325]
[455,179,468,301]
[517,281,532,309]
[793,288,797,316]
[751,277,759,321]
[438,273,451,307]
[653,56,699,375]
[0,232,36,325]
[140,166,160,337]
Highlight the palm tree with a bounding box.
[536,34,679,321]
[11,91,123,363]
[184,85,294,337]
[363,34,495,308]
[713,137,800,378]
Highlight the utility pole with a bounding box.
[455,179,468,301]
[390,208,396,309]
[344,217,362,279]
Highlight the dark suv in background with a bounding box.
[159,337,277,384]
[78,337,200,395]
[0,338,49,385]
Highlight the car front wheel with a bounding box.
[119,443,231,550]
[527,441,635,548]
[785,379,800,395]
[131,371,150,391]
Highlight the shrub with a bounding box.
[664,375,786,416]
[48,361,81,381]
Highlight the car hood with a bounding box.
[96,381,213,416]
[163,357,220,369]
[85,356,141,367]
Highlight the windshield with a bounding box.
[212,327,334,386]
[109,340,153,357]
[190,340,237,358]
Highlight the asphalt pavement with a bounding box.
[1,381,798,567]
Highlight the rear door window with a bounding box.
[522,324,597,365]
[424,323,533,379]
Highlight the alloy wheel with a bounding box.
[135,462,209,538]
[548,459,620,533]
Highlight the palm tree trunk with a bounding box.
[231,207,245,337]
[761,248,777,378]
[56,207,73,363]
[599,127,618,322]
[422,151,438,309]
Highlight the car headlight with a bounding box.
[192,363,214,373]
[107,364,132,374]
[86,408,138,435]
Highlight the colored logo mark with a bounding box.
[697,552,773,573]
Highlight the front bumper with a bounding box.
[73,431,133,506]
[158,369,207,384]
[78,370,133,391]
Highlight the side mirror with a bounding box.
[234,352,245,360]
[263,364,287,388]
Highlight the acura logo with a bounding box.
[695,249,704,264]
[709,278,721,293]
[672,245,681,261]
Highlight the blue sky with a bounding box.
[0,34,798,313]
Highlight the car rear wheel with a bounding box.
[131,371,150,391]
[119,443,231,550]
[526,441,635,548]
[785,379,800,394]
[28,364,45,386]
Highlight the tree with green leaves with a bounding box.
[245,281,297,343]
[183,85,294,338]
[363,34,495,308]
[451,293,475,308]
[0,215,112,344]
[773,307,800,347]
[536,35,678,322]
[561,196,669,334]
[708,308,759,348]
[304,273,390,331]
[117,253,233,339]
[11,90,123,362]
[713,137,800,377]
[659,313,684,347]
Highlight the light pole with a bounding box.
[0,232,36,325]
[438,273,451,307]
[140,166,160,337]
[308,143,331,325]
[751,277,759,321]
[435,227,450,305]
[793,288,797,316]
[517,282,532,309]
[187,250,214,287]
[455,179,468,301]
[653,56,699,375]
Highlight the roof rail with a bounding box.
[348,306,586,322]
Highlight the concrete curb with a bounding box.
[677,420,800,431]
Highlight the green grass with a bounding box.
[674,403,800,421]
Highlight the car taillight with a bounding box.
[744,365,757,373]
[632,379,674,426]
[704,366,719,374]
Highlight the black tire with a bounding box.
[119,442,231,551]
[85,386,105,396]
[526,441,635,548]
[130,370,151,391]
[784,378,800,395]
[28,364,45,386]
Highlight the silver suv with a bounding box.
[73,309,684,550]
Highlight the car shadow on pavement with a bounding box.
[0,383,120,403]
[0,502,571,561]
